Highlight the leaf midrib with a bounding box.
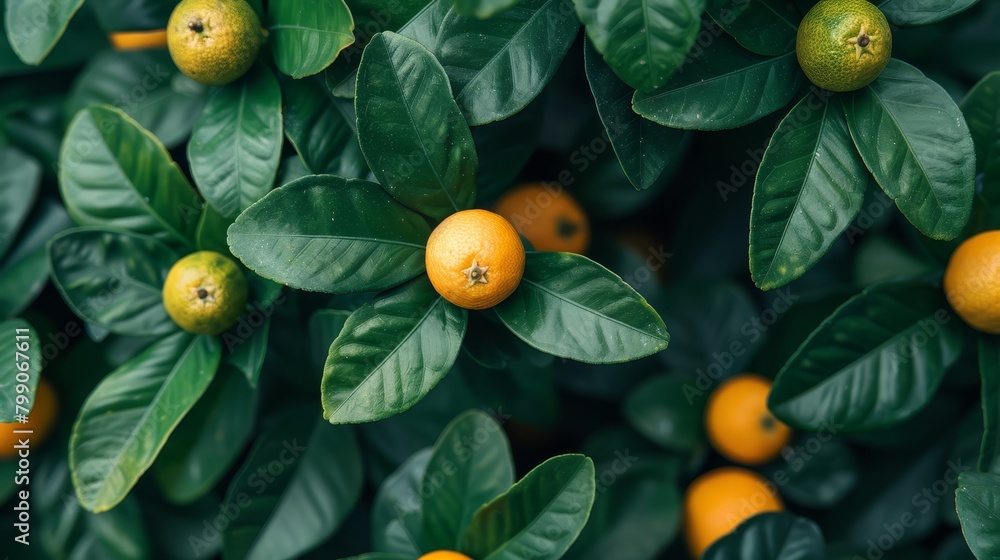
[232,231,426,250]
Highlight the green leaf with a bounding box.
[355,31,477,221]
[455,0,521,18]
[761,439,858,509]
[222,410,363,560]
[706,0,800,56]
[154,365,257,505]
[268,0,355,78]
[65,49,207,148]
[321,277,467,423]
[0,2,104,77]
[59,105,198,245]
[960,71,1000,208]
[227,175,431,293]
[584,39,690,190]
[401,0,579,125]
[845,59,975,240]
[494,252,668,364]
[0,198,73,319]
[223,313,271,388]
[87,0,174,31]
[623,374,706,453]
[282,75,367,177]
[768,280,964,431]
[956,471,1000,560]
[702,512,825,560]
[0,318,38,422]
[422,410,515,550]
[574,0,704,93]
[460,454,596,559]
[373,447,431,554]
[0,146,40,259]
[70,332,221,512]
[4,0,85,65]
[471,94,545,199]
[196,203,233,255]
[567,457,681,560]
[979,335,1000,474]
[48,227,180,337]
[750,93,867,290]
[632,38,802,131]
[877,0,979,26]
[189,65,282,220]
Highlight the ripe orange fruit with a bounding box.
[163,251,249,335]
[0,378,58,460]
[705,374,791,465]
[109,30,169,51]
[944,230,1000,334]
[425,209,525,310]
[493,183,590,254]
[166,0,262,85]
[796,0,892,92]
[683,467,784,558]
[418,552,472,560]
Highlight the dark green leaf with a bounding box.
[584,39,690,190]
[282,76,367,177]
[706,0,800,55]
[495,252,669,364]
[65,49,207,148]
[455,0,520,18]
[222,410,363,560]
[960,71,1000,208]
[0,146,40,259]
[460,454,596,559]
[87,0,173,31]
[623,374,706,453]
[4,0,85,64]
[268,0,355,78]
[845,59,975,240]
[196,203,233,256]
[956,471,1000,560]
[702,512,825,560]
[877,0,979,26]
[0,198,73,319]
[762,439,858,509]
[355,31,477,220]
[471,94,545,200]
[0,2,104,77]
[769,280,964,431]
[0,318,38,422]
[154,365,257,505]
[48,227,180,337]
[750,93,867,290]
[69,332,221,512]
[189,65,282,220]
[223,313,271,388]
[574,0,704,93]
[228,175,431,293]
[422,410,515,550]
[567,458,681,560]
[979,335,1000,473]
[633,37,802,130]
[309,308,352,372]
[59,104,198,245]
[372,448,431,554]
[402,0,580,125]
[322,277,467,423]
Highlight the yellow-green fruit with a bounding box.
[167,0,262,85]
[796,0,892,92]
[163,251,248,335]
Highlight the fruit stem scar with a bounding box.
[188,19,204,33]
[197,288,209,300]
[846,23,876,59]
[760,415,776,431]
[462,260,490,288]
